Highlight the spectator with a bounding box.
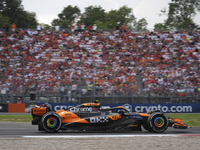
[36,24,41,32]
[78,24,81,32]
[71,24,75,32]
[0,27,199,98]
[67,90,72,102]
[17,97,22,104]
[92,24,97,32]
[122,24,127,32]
[5,23,10,34]
[2,23,6,32]
[88,25,92,32]
[120,25,124,33]
[11,23,16,32]
[81,23,85,32]
[87,84,93,95]
[81,88,87,95]
[74,24,78,32]
[60,85,65,95]
[115,24,120,33]
[55,24,60,32]
[71,83,77,96]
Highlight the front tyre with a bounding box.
[147,112,169,133]
[41,112,62,133]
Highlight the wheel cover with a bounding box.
[46,117,57,128]
[154,117,164,128]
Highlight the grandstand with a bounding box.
[0,29,199,104]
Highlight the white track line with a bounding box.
[23,134,177,138]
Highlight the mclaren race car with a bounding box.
[31,102,190,133]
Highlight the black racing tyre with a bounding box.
[147,112,169,133]
[142,124,152,132]
[41,112,62,133]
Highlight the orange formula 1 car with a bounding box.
[31,103,190,133]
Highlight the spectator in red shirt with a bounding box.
[88,25,92,32]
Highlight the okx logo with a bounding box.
[123,104,132,112]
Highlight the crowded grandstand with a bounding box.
[0,27,200,103]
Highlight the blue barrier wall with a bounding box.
[36,103,200,113]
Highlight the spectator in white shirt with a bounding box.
[55,25,60,32]
[36,24,41,32]
[93,24,97,32]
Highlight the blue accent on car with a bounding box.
[129,114,143,120]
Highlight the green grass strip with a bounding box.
[0,115,32,122]
[167,114,200,127]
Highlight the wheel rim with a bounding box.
[46,117,57,128]
[154,117,164,128]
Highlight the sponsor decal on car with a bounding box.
[70,107,93,112]
[129,114,143,119]
[111,115,121,120]
[90,117,109,123]
[34,109,46,113]
[65,113,71,116]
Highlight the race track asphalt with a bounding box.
[0,122,199,137]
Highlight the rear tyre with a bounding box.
[41,112,62,133]
[142,124,152,132]
[147,112,169,133]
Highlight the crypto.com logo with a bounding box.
[123,104,132,112]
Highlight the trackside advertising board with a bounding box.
[0,104,8,112]
[36,103,200,113]
[0,104,25,112]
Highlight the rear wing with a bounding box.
[31,104,51,125]
[32,106,47,116]
[31,104,51,116]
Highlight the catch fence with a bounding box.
[0,86,199,105]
